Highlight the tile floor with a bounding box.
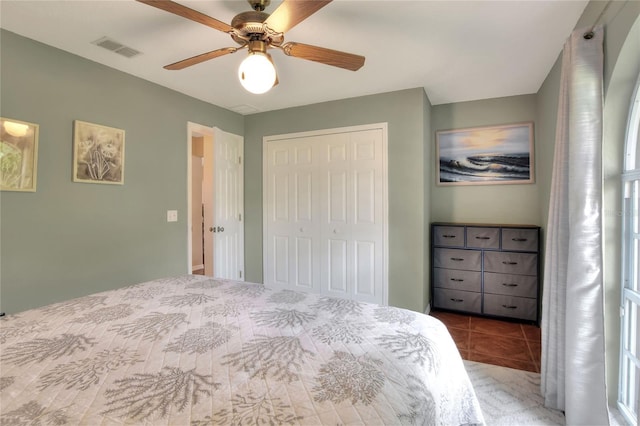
[430,310,541,373]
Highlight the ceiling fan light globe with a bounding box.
[238,52,276,94]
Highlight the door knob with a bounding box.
[210,227,215,232]
[218,226,225,233]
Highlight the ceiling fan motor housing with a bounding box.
[230,10,283,46]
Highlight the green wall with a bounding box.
[243,88,432,312]
[0,30,244,314]
[430,95,540,225]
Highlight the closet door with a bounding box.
[320,129,384,304]
[263,124,387,305]
[264,138,320,292]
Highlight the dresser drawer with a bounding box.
[483,272,537,298]
[466,227,500,249]
[501,228,538,252]
[484,251,537,276]
[433,226,465,247]
[483,294,537,321]
[434,268,482,292]
[433,248,482,271]
[434,288,481,313]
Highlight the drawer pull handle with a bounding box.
[512,238,528,242]
[443,235,457,238]
[475,236,490,240]
[451,257,465,261]
[450,278,464,282]
[502,283,518,287]
[450,298,464,303]
[502,261,518,265]
[502,304,518,309]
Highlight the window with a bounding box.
[619,72,640,425]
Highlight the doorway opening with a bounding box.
[187,122,245,279]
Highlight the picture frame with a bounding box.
[73,120,125,185]
[1,117,39,192]
[436,122,534,186]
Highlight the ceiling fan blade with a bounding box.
[281,42,365,71]
[164,47,238,70]
[265,0,332,34]
[137,0,234,33]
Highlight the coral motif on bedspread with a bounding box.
[0,275,485,425]
[102,367,219,421]
[164,322,239,354]
[1,333,96,366]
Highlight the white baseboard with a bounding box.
[424,304,431,315]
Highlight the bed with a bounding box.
[0,275,484,425]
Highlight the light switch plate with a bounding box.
[167,210,178,222]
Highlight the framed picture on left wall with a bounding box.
[73,120,125,184]
[0,117,39,192]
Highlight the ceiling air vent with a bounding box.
[92,37,141,58]
[229,105,260,115]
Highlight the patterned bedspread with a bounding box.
[0,275,484,425]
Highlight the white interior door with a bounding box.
[212,127,244,280]
[263,123,387,304]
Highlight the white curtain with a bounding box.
[541,25,609,425]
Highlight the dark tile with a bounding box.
[469,332,531,361]
[469,316,525,339]
[522,324,542,342]
[448,328,470,351]
[468,352,538,372]
[430,311,470,330]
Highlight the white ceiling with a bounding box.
[0,0,588,115]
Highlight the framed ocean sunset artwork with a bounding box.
[436,122,534,186]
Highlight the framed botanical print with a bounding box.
[73,120,125,184]
[1,117,39,192]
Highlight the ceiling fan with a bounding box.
[137,0,365,94]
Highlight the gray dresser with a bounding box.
[431,223,540,323]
